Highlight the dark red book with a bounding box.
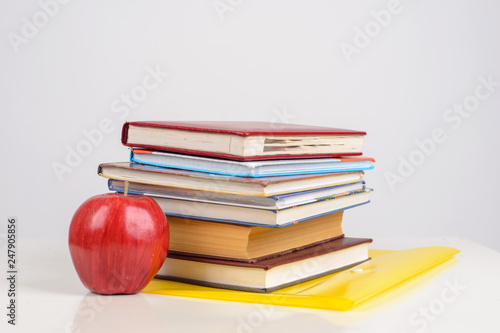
[121,121,366,161]
[156,237,372,292]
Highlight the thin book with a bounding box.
[98,162,365,196]
[130,149,375,177]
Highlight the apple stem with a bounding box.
[124,181,129,197]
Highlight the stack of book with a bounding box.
[98,121,375,292]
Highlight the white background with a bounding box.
[1,0,499,251]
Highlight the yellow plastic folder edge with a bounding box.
[142,246,459,311]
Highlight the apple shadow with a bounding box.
[69,292,165,333]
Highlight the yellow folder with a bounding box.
[142,246,459,311]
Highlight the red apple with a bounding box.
[69,192,169,295]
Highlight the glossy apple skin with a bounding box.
[69,193,169,295]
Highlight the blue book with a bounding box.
[130,149,375,177]
[108,179,366,210]
[109,179,371,227]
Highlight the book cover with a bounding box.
[166,237,372,269]
[123,121,367,137]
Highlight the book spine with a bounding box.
[121,122,130,145]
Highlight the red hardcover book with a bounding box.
[121,121,366,160]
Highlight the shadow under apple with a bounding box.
[70,292,164,333]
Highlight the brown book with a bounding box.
[97,162,365,196]
[168,212,344,262]
[156,237,372,292]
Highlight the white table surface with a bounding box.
[2,237,499,333]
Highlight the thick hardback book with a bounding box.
[98,162,365,196]
[114,189,370,227]
[167,212,344,262]
[156,237,372,292]
[108,179,366,210]
[130,149,375,177]
[121,121,366,160]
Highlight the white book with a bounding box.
[130,190,372,227]
[108,179,366,210]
